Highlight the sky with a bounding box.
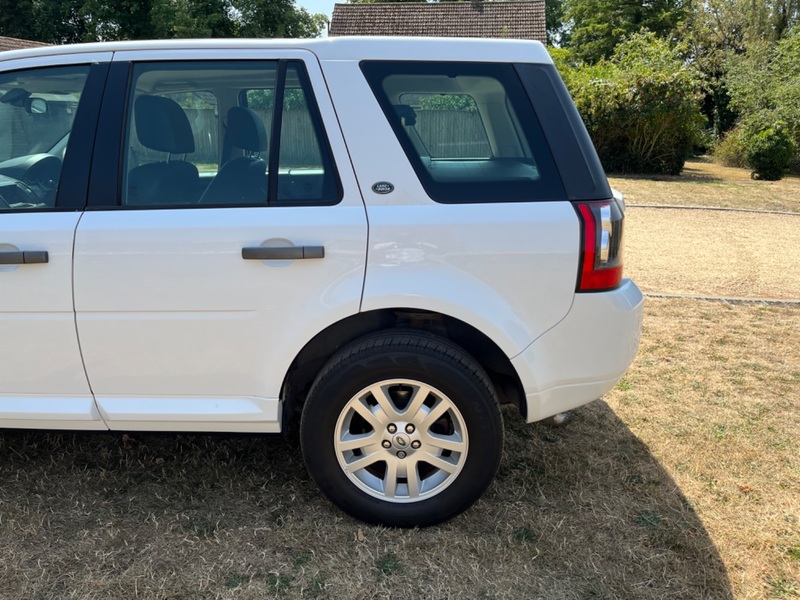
[298,0,337,31]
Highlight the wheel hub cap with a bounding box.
[334,379,469,504]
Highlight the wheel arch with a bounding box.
[281,308,527,429]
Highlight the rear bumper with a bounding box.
[511,279,644,422]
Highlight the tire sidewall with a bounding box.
[301,339,502,527]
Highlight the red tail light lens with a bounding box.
[573,200,624,292]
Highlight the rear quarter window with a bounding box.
[360,61,566,204]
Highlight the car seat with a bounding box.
[126,95,200,205]
[198,107,268,205]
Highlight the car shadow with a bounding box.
[0,402,732,599]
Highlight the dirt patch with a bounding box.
[625,207,800,299]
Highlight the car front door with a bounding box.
[0,54,110,430]
[73,49,367,432]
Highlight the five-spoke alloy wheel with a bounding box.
[301,331,503,527]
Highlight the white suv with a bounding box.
[0,37,643,526]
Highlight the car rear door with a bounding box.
[0,54,109,430]
[73,49,367,432]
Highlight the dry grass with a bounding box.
[2,300,798,599]
[609,156,800,213]
[607,299,800,600]
[2,157,799,599]
[625,208,800,299]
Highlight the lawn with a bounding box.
[1,158,798,599]
[609,156,800,214]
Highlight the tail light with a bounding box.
[573,199,624,292]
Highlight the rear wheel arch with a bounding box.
[281,308,527,430]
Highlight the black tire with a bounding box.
[300,330,503,527]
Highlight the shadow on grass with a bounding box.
[0,402,732,599]
[607,170,726,185]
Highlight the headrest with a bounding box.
[227,107,269,152]
[394,104,417,126]
[135,95,195,154]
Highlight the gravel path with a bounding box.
[625,207,800,300]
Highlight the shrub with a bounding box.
[742,115,796,180]
[560,33,705,175]
[713,126,748,168]
[725,32,800,170]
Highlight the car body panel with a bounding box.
[0,212,106,429]
[70,48,367,432]
[513,279,644,421]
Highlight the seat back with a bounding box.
[127,95,200,205]
[198,107,268,205]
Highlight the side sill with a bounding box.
[96,395,282,433]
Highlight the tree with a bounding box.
[233,0,326,38]
[562,32,705,174]
[33,0,100,44]
[0,0,35,39]
[678,0,800,136]
[7,0,323,44]
[546,0,568,46]
[564,0,691,63]
[726,32,800,132]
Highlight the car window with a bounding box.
[0,65,90,211]
[122,60,339,208]
[243,63,339,204]
[361,61,566,204]
[397,93,492,159]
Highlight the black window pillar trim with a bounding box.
[513,63,612,201]
[53,62,110,211]
[267,60,288,206]
[86,61,131,209]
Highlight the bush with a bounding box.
[559,33,705,175]
[725,33,800,171]
[713,126,748,168]
[742,116,796,180]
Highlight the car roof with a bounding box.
[0,36,553,65]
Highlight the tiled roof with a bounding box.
[329,1,546,42]
[0,35,47,52]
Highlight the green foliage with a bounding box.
[563,33,705,175]
[713,126,748,168]
[565,0,690,63]
[723,31,800,177]
[726,33,800,134]
[416,94,476,111]
[4,0,325,44]
[741,114,796,180]
[545,0,567,46]
[246,88,307,111]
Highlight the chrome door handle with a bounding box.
[242,246,325,260]
[0,250,49,265]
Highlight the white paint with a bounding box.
[513,279,644,422]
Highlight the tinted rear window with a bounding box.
[361,61,566,204]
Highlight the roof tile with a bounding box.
[330,1,545,41]
[0,35,48,53]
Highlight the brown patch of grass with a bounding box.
[0,416,731,599]
[9,299,799,598]
[609,156,800,213]
[607,299,800,599]
[624,208,800,299]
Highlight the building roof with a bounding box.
[329,1,546,42]
[0,35,48,53]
